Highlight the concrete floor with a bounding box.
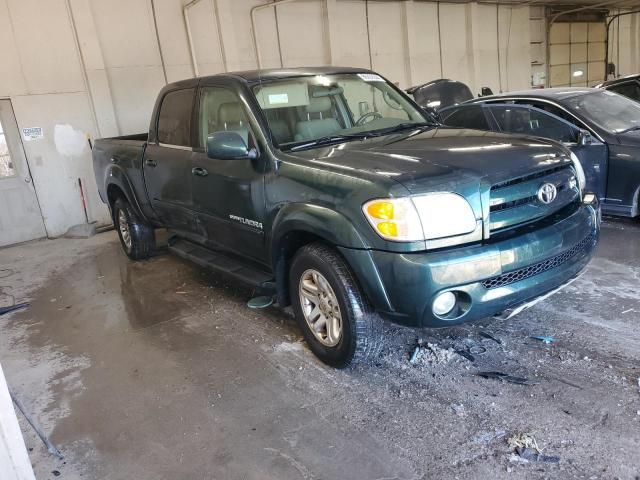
[0,220,639,480]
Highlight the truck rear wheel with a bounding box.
[113,197,155,260]
[289,242,383,368]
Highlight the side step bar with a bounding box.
[168,238,275,294]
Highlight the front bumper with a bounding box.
[340,203,599,328]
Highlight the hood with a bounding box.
[616,130,640,147]
[285,127,572,193]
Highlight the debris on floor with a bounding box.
[506,432,540,452]
[0,302,29,316]
[514,447,560,463]
[530,335,555,344]
[472,429,506,444]
[479,331,502,344]
[409,342,456,366]
[454,349,475,362]
[477,371,535,386]
[247,295,274,309]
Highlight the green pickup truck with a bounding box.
[93,67,600,367]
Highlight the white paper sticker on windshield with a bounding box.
[358,73,384,82]
[268,93,289,105]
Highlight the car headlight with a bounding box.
[362,197,424,241]
[569,152,586,195]
[363,193,477,242]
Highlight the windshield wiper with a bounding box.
[287,122,437,152]
[364,121,437,137]
[288,133,370,151]
[618,125,640,134]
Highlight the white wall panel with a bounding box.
[6,0,85,95]
[367,2,408,88]
[407,2,441,88]
[278,0,330,68]
[327,0,369,69]
[439,4,472,88]
[0,0,27,96]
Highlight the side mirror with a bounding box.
[480,87,494,96]
[206,131,257,160]
[577,130,593,146]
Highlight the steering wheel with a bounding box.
[355,111,383,126]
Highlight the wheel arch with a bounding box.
[268,203,378,308]
[104,167,150,224]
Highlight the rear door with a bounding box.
[143,88,197,233]
[0,100,46,247]
[190,85,267,264]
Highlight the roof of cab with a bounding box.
[163,66,375,90]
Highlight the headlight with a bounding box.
[569,152,586,195]
[362,198,423,241]
[363,193,477,242]
[412,193,477,240]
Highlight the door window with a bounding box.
[442,106,490,130]
[0,119,16,178]
[157,88,194,147]
[487,105,578,143]
[607,82,640,102]
[198,87,252,148]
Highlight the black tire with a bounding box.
[289,242,383,368]
[113,197,155,260]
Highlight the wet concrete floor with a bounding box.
[0,219,639,479]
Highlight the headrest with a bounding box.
[305,96,332,114]
[218,102,244,124]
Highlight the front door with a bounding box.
[0,100,46,247]
[191,86,267,264]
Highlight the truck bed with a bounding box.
[92,134,149,209]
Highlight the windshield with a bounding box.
[251,73,431,150]
[564,90,640,134]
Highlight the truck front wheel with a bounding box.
[113,197,155,260]
[289,242,383,368]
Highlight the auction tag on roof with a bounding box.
[358,73,384,82]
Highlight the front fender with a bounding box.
[269,203,394,312]
[269,203,369,253]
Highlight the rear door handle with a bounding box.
[192,167,208,177]
[145,159,157,167]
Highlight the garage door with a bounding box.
[0,100,46,247]
[549,21,606,87]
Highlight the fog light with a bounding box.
[583,193,596,205]
[433,291,456,316]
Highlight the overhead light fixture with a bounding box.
[573,70,584,77]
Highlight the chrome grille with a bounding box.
[489,164,578,233]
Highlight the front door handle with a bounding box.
[145,159,157,167]
[192,167,208,177]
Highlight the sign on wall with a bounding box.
[22,127,43,141]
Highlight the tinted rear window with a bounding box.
[157,89,194,146]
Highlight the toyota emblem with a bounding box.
[537,183,557,204]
